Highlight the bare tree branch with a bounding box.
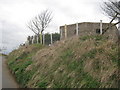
[110,13,118,24]
[37,10,52,33]
[102,0,120,19]
[103,20,120,34]
[101,0,120,36]
[28,10,52,34]
[27,22,38,35]
[27,9,52,44]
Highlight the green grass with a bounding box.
[93,60,101,71]
[6,36,118,88]
[40,47,100,88]
[37,80,48,88]
[107,45,118,65]
[109,53,118,64]
[15,52,28,60]
[60,49,74,60]
[79,35,108,41]
[81,49,97,59]
[9,59,34,87]
[0,53,7,56]
[80,72,100,88]
[7,44,44,87]
[67,60,80,70]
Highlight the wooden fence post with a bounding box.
[40,32,42,44]
[43,34,45,45]
[36,35,38,44]
[60,29,62,40]
[76,23,79,36]
[32,36,34,44]
[31,36,33,44]
[51,33,53,44]
[65,24,67,38]
[100,20,103,34]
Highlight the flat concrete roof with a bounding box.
[60,22,114,27]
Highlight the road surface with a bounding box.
[1,56,19,88]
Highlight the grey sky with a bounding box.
[0,0,114,54]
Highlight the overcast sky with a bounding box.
[0,0,114,54]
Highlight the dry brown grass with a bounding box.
[7,35,119,88]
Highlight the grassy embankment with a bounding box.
[7,35,119,88]
[0,53,7,56]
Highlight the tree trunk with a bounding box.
[40,32,42,44]
[118,18,120,43]
[37,34,40,43]
[118,18,120,32]
[118,17,120,89]
[36,35,38,43]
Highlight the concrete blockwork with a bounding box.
[60,22,118,41]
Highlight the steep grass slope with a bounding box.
[7,35,119,88]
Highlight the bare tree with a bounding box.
[101,0,120,30]
[27,10,52,44]
[102,1,120,87]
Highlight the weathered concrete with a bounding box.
[60,22,118,41]
[0,56,2,89]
